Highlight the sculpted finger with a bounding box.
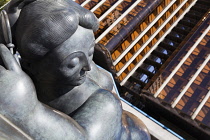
[0,44,21,73]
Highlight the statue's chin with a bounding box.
[63,76,86,86]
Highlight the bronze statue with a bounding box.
[0,0,150,139]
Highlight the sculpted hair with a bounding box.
[15,0,98,62]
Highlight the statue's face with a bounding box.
[37,26,95,86]
[57,26,95,86]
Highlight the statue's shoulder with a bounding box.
[87,89,121,110]
[76,76,101,93]
[81,77,116,100]
[87,62,114,91]
[77,77,121,108]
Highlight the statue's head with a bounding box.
[15,0,98,86]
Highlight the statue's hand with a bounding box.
[0,44,37,118]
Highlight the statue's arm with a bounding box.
[72,87,151,140]
[0,44,86,140]
[72,89,123,140]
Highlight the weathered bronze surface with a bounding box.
[0,0,150,139]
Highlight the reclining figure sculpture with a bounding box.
[0,0,151,139]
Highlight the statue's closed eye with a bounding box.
[68,57,79,68]
[59,51,88,69]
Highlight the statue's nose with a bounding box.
[82,63,91,71]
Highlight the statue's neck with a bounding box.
[34,79,75,103]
